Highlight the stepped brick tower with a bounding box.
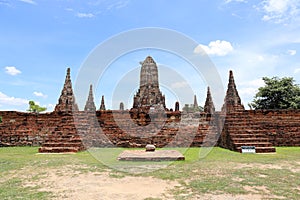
[54,68,79,112]
[204,87,215,114]
[84,84,96,112]
[222,70,244,113]
[99,95,106,111]
[193,95,199,109]
[132,56,166,109]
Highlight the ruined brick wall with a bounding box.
[95,111,218,148]
[247,110,300,146]
[0,111,60,146]
[1,109,300,149]
[0,110,219,148]
[219,110,300,152]
[0,111,88,149]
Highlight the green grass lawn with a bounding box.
[0,147,300,199]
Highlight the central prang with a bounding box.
[130,56,167,126]
[132,56,166,111]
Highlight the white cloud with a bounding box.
[170,81,189,89]
[76,12,95,18]
[194,40,234,56]
[18,0,36,5]
[0,92,28,106]
[66,8,95,18]
[287,49,297,56]
[257,55,265,61]
[261,0,300,23]
[65,8,74,12]
[239,79,265,103]
[240,78,265,88]
[88,0,130,10]
[46,104,54,112]
[224,0,247,4]
[33,91,47,98]
[239,87,258,96]
[244,52,278,65]
[0,1,12,7]
[107,0,130,10]
[263,0,289,13]
[5,66,21,76]
[294,68,300,74]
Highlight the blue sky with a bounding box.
[0,0,300,111]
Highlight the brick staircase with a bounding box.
[220,112,276,153]
[38,114,85,153]
[197,113,220,147]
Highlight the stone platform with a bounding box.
[117,150,185,161]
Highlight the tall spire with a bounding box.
[132,56,166,109]
[193,95,198,109]
[54,68,78,113]
[84,84,96,112]
[139,56,159,88]
[222,70,244,112]
[175,101,180,111]
[204,87,215,114]
[99,95,106,111]
[119,102,124,111]
[133,95,138,108]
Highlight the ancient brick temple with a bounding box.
[204,87,215,114]
[84,85,96,112]
[0,56,300,153]
[132,56,166,110]
[222,70,245,113]
[54,68,79,113]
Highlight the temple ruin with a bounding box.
[132,56,166,110]
[0,56,300,153]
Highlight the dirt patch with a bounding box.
[234,163,282,170]
[190,193,264,200]
[242,186,285,199]
[191,192,285,200]
[12,161,294,200]
[234,161,300,173]
[25,167,180,200]
[243,185,269,194]
[281,161,300,173]
[232,177,244,182]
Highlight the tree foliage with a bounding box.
[250,77,300,109]
[27,101,47,113]
[182,104,204,112]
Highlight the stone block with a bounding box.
[145,144,155,152]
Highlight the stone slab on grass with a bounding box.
[118,150,185,161]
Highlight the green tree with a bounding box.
[182,104,204,112]
[250,77,300,109]
[27,100,47,113]
[0,116,2,123]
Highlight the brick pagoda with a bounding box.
[132,56,166,110]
